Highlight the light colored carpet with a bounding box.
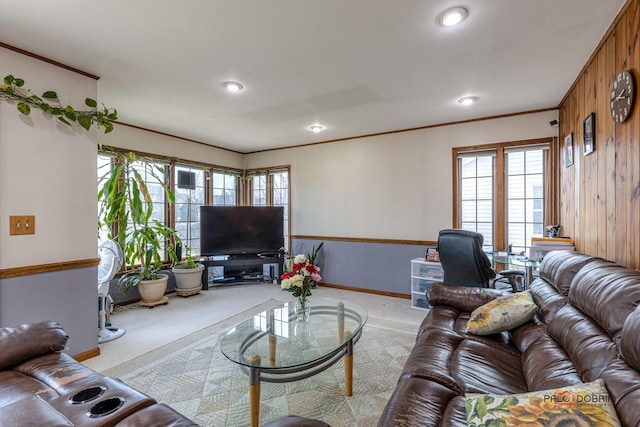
[103,299,418,427]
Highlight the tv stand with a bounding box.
[200,254,284,289]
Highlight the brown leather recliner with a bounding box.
[378,250,640,426]
[0,321,197,426]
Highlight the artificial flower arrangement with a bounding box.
[280,253,322,308]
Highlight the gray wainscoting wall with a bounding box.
[291,238,430,295]
[0,266,98,356]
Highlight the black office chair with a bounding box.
[437,229,523,292]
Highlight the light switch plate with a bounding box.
[9,215,35,235]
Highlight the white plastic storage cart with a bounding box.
[410,257,443,310]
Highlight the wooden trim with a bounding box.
[0,42,99,80]
[246,108,557,154]
[73,347,101,362]
[452,146,459,227]
[451,137,555,250]
[547,137,559,226]
[291,235,438,246]
[112,121,244,154]
[0,258,100,279]
[321,282,411,299]
[453,137,554,153]
[99,145,243,175]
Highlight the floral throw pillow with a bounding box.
[465,379,621,427]
[466,290,537,335]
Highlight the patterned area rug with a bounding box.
[103,299,418,427]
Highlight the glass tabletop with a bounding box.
[220,298,368,369]
[490,253,540,269]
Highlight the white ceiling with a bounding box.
[0,1,626,153]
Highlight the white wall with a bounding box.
[246,110,559,241]
[98,124,244,170]
[0,47,98,268]
[0,46,99,355]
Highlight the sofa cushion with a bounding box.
[418,306,513,349]
[620,304,640,371]
[0,371,59,407]
[510,320,546,354]
[548,304,619,383]
[528,277,568,323]
[0,395,73,427]
[450,339,527,395]
[0,321,68,370]
[521,334,582,391]
[377,376,466,427]
[114,403,200,426]
[537,251,595,296]
[600,359,640,427]
[14,352,107,396]
[466,291,537,335]
[465,379,621,426]
[568,260,640,345]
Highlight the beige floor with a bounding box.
[83,283,426,373]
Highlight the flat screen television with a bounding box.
[200,206,284,256]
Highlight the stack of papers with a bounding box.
[529,237,575,261]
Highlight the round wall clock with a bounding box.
[610,70,635,123]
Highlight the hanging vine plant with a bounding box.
[0,74,117,133]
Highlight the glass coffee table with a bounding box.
[220,298,368,427]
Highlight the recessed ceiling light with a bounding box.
[223,81,244,92]
[437,7,468,27]
[457,96,478,106]
[309,124,324,132]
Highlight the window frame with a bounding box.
[452,137,558,252]
[98,147,244,263]
[245,166,291,250]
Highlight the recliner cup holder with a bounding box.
[69,386,105,404]
[87,397,125,418]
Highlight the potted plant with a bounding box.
[172,249,204,297]
[98,152,180,306]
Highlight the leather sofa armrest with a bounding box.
[0,321,68,370]
[426,282,504,312]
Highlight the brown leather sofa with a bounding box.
[378,250,640,426]
[0,321,197,426]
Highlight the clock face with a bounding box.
[610,70,634,123]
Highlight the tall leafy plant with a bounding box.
[98,152,181,293]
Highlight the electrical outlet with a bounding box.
[9,215,35,235]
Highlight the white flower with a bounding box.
[281,274,303,290]
[293,254,307,264]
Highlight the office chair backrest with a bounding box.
[437,229,496,288]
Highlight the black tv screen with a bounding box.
[200,206,284,256]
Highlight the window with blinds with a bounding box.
[454,140,553,254]
[459,151,495,251]
[175,165,206,256]
[505,146,546,254]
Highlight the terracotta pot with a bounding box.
[138,274,169,303]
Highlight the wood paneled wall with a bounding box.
[559,0,640,268]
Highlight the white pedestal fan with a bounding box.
[98,240,126,343]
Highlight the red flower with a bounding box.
[280,271,296,280]
[292,262,306,273]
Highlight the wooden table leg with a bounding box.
[344,331,353,396]
[249,355,261,427]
